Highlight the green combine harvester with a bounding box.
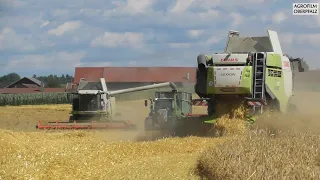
[144,30,304,135]
[195,30,304,122]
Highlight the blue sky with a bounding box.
[0,0,319,76]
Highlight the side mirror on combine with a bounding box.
[144,100,148,107]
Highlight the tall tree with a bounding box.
[0,73,21,88]
[45,74,62,88]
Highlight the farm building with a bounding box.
[74,67,197,90]
[0,76,67,94]
[5,77,43,88]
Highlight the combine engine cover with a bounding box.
[195,53,252,96]
[212,53,250,94]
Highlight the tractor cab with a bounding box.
[154,91,175,116]
[145,91,193,118]
[145,91,175,116]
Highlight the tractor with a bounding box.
[144,87,210,136]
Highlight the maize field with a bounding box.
[0,93,72,106]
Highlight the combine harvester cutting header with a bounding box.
[36,78,176,130]
[194,29,304,123]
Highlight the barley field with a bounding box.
[0,91,320,179]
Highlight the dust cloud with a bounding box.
[97,99,174,142]
[253,89,320,134]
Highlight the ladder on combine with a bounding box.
[250,52,267,114]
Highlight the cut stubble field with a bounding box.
[0,97,213,179]
[0,91,320,179]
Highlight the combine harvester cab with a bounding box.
[36,78,177,130]
[194,30,304,123]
